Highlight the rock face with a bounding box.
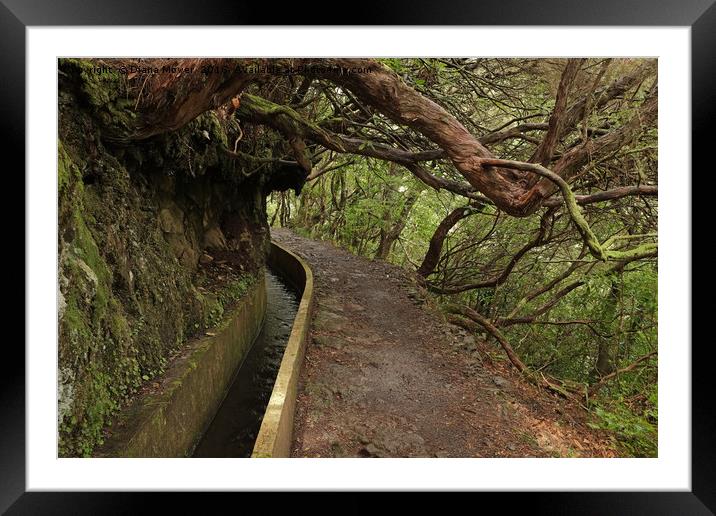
[56,60,276,457]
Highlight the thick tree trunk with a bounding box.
[78,57,656,219]
[594,273,622,378]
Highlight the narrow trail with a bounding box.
[272,228,615,458]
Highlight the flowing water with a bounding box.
[192,269,299,457]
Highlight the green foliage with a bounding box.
[588,391,658,457]
[200,273,258,327]
[60,57,658,457]
[269,58,658,457]
[269,158,442,263]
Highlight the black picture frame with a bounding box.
[4,1,711,513]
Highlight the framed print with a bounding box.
[4,0,712,513]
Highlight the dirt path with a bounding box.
[272,228,616,458]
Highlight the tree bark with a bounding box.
[417,206,477,277]
[530,59,584,166]
[84,57,656,219]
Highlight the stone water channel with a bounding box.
[192,269,299,457]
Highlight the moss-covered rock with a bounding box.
[57,60,273,457]
[59,59,138,141]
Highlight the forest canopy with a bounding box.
[61,57,658,456]
[257,58,658,456]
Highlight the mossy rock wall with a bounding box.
[94,275,267,457]
[57,61,272,456]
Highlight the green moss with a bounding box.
[147,111,237,181]
[59,59,137,140]
[61,298,92,363]
[58,69,271,457]
[196,272,259,330]
[221,273,257,304]
[58,138,142,456]
[57,133,263,456]
[202,110,229,148]
[58,141,81,197]
[239,93,339,150]
[60,211,126,454]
